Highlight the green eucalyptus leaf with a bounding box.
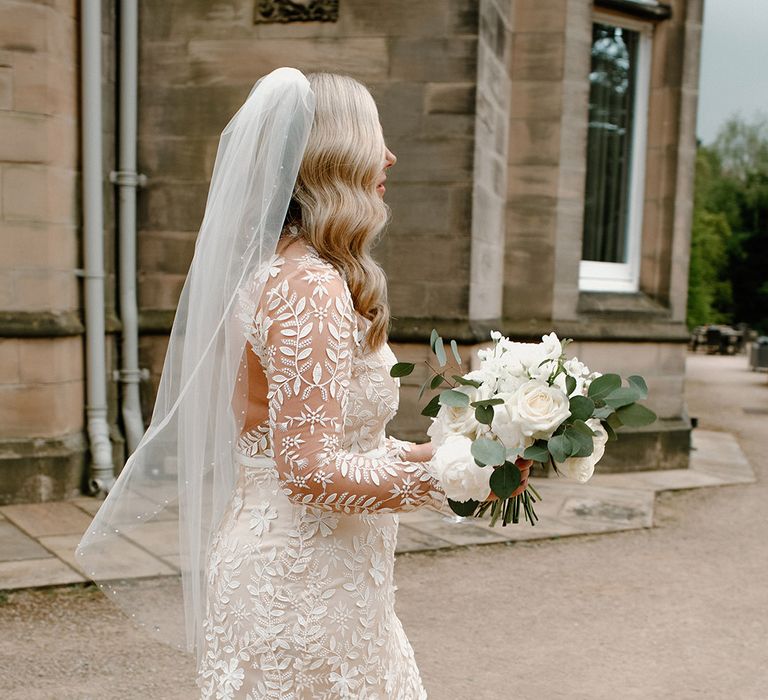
[569,395,595,422]
[601,420,618,441]
[438,388,470,408]
[452,374,482,388]
[588,373,622,401]
[592,405,614,419]
[430,374,446,389]
[564,423,594,457]
[470,398,505,408]
[606,411,624,430]
[489,461,521,500]
[570,419,596,436]
[548,434,572,463]
[450,339,462,365]
[390,362,415,378]
[615,402,657,427]
[448,498,479,517]
[430,328,439,352]
[421,394,441,418]
[565,374,577,397]
[604,386,643,409]
[627,375,649,399]
[417,374,431,401]
[523,443,550,463]
[434,337,447,366]
[475,404,494,425]
[471,438,506,467]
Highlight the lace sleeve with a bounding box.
[260,259,447,514]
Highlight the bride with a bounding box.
[76,67,529,699]
[195,71,452,699]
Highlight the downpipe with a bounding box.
[110,0,148,455]
[80,0,115,495]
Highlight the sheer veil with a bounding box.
[75,67,316,666]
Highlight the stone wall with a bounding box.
[0,0,85,503]
[390,0,703,472]
[136,0,480,410]
[0,0,704,500]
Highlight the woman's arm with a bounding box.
[260,261,447,514]
[383,435,433,462]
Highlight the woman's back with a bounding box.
[196,236,443,699]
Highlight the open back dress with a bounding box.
[195,238,448,699]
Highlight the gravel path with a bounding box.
[1,353,765,699]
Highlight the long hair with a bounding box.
[283,72,392,353]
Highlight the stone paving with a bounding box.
[0,427,754,592]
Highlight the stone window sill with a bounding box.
[577,291,671,319]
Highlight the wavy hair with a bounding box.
[282,72,392,353]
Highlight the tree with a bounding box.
[687,114,768,333]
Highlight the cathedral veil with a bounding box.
[75,67,316,667]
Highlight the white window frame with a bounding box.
[579,13,653,293]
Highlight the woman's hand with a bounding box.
[485,457,533,501]
[402,440,434,462]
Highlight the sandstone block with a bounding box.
[0,3,48,54]
[1,165,78,224]
[0,380,84,439]
[0,339,19,384]
[510,32,565,82]
[18,336,83,384]
[0,65,12,109]
[389,37,477,83]
[507,118,562,166]
[425,83,476,115]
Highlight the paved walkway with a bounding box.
[0,397,755,592]
[0,353,765,700]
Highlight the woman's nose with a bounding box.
[385,147,397,168]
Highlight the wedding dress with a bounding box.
[195,238,448,699]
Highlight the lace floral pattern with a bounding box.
[197,242,446,699]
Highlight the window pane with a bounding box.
[582,22,639,264]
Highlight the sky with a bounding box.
[696,0,768,144]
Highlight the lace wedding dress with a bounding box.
[195,239,449,699]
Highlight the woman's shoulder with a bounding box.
[237,236,359,334]
[269,239,348,299]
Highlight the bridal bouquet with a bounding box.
[390,330,656,526]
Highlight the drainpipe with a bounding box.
[80,0,114,495]
[110,0,147,455]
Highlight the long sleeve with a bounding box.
[260,256,447,514]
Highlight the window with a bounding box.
[579,15,652,292]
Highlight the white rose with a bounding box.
[539,332,563,362]
[563,357,592,396]
[515,379,571,439]
[556,419,609,483]
[431,435,490,502]
[489,391,528,450]
[426,374,493,447]
[530,358,559,384]
[497,373,526,393]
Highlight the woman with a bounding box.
[76,67,529,699]
[195,71,448,699]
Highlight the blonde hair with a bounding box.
[283,72,392,353]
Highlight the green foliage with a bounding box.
[421,394,441,417]
[688,115,768,332]
[471,437,506,467]
[523,441,550,463]
[489,461,522,499]
[389,362,414,377]
[438,388,469,408]
[568,395,595,422]
[475,404,494,425]
[448,498,480,516]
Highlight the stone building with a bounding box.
[0,0,702,503]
